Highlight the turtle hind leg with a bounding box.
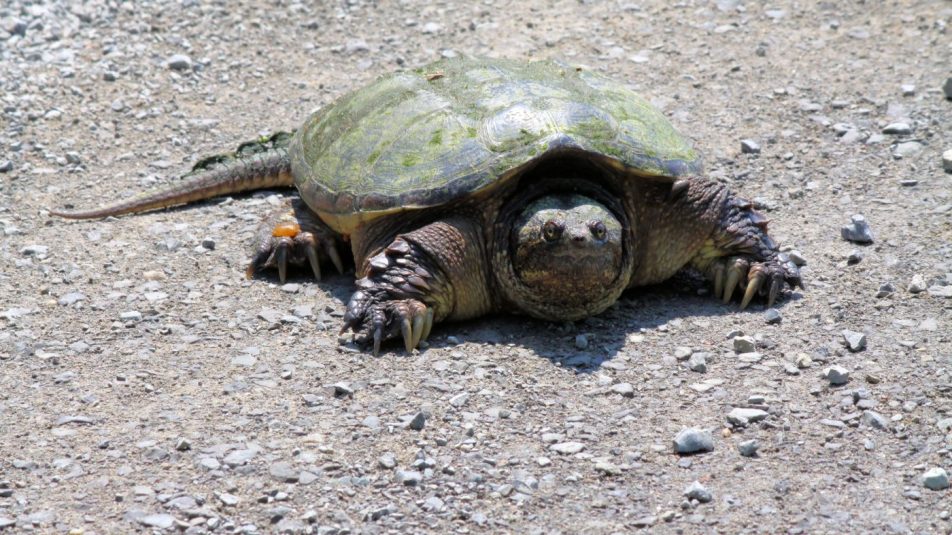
[691,195,802,309]
[247,197,348,282]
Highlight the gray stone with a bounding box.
[594,461,620,475]
[138,514,176,529]
[727,408,768,427]
[764,308,782,324]
[550,441,586,455]
[167,54,192,71]
[740,139,761,154]
[733,336,756,353]
[407,411,427,431]
[875,282,894,298]
[842,330,866,352]
[395,470,423,486]
[841,214,874,244]
[331,382,354,398]
[944,77,952,99]
[20,244,48,257]
[449,392,469,407]
[378,453,397,469]
[823,365,850,386]
[737,439,759,457]
[223,448,256,467]
[0,160,12,173]
[574,334,589,349]
[882,122,911,135]
[892,141,923,159]
[922,468,949,491]
[900,84,915,96]
[0,517,13,529]
[674,347,693,361]
[943,149,952,173]
[847,249,864,265]
[611,382,635,397]
[937,418,952,433]
[673,428,714,454]
[929,285,952,298]
[908,274,927,293]
[683,481,713,503]
[862,410,888,430]
[687,353,707,373]
[270,462,299,482]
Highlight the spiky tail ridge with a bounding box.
[49,132,296,220]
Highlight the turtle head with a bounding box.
[505,194,627,320]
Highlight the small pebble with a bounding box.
[727,408,769,427]
[907,274,927,293]
[674,347,693,361]
[407,411,427,431]
[846,249,863,265]
[611,382,635,397]
[823,365,850,386]
[683,481,713,503]
[795,353,813,368]
[900,84,915,96]
[764,308,781,324]
[943,77,952,100]
[167,54,192,71]
[893,141,923,159]
[687,353,707,373]
[740,139,761,154]
[737,439,759,457]
[550,441,586,455]
[673,428,714,454]
[842,330,867,352]
[732,336,756,353]
[841,214,874,244]
[0,160,12,173]
[378,453,397,469]
[395,470,423,486]
[882,122,911,135]
[875,282,894,298]
[922,468,949,491]
[574,334,589,350]
[862,410,888,430]
[942,149,952,173]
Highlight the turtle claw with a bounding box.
[722,258,747,303]
[740,271,765,310]
[247,200,347,282]
[707,254,800,309]
[342,290,431,355]
[326,243,345,275]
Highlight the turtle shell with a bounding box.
[291,56,702,234]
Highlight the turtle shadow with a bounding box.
[421,271,801,374]
[271,267,800,372]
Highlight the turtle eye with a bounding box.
[590,221,607,240]
[542,220,563,242]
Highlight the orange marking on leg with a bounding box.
[272,222,301,238]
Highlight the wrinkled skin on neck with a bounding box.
[504,194,627,320]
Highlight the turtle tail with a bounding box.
[49,131,296,220]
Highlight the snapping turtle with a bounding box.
[52,56,801,354]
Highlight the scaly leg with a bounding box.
[341,217,493,355]
[246,197,347,282]
[691,195,802,309]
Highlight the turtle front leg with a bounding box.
[690,193,802,309]
[341,217,493,355]
[247,197,347,282]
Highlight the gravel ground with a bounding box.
[2,1,951,533]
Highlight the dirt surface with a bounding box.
[2,1,951,533]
